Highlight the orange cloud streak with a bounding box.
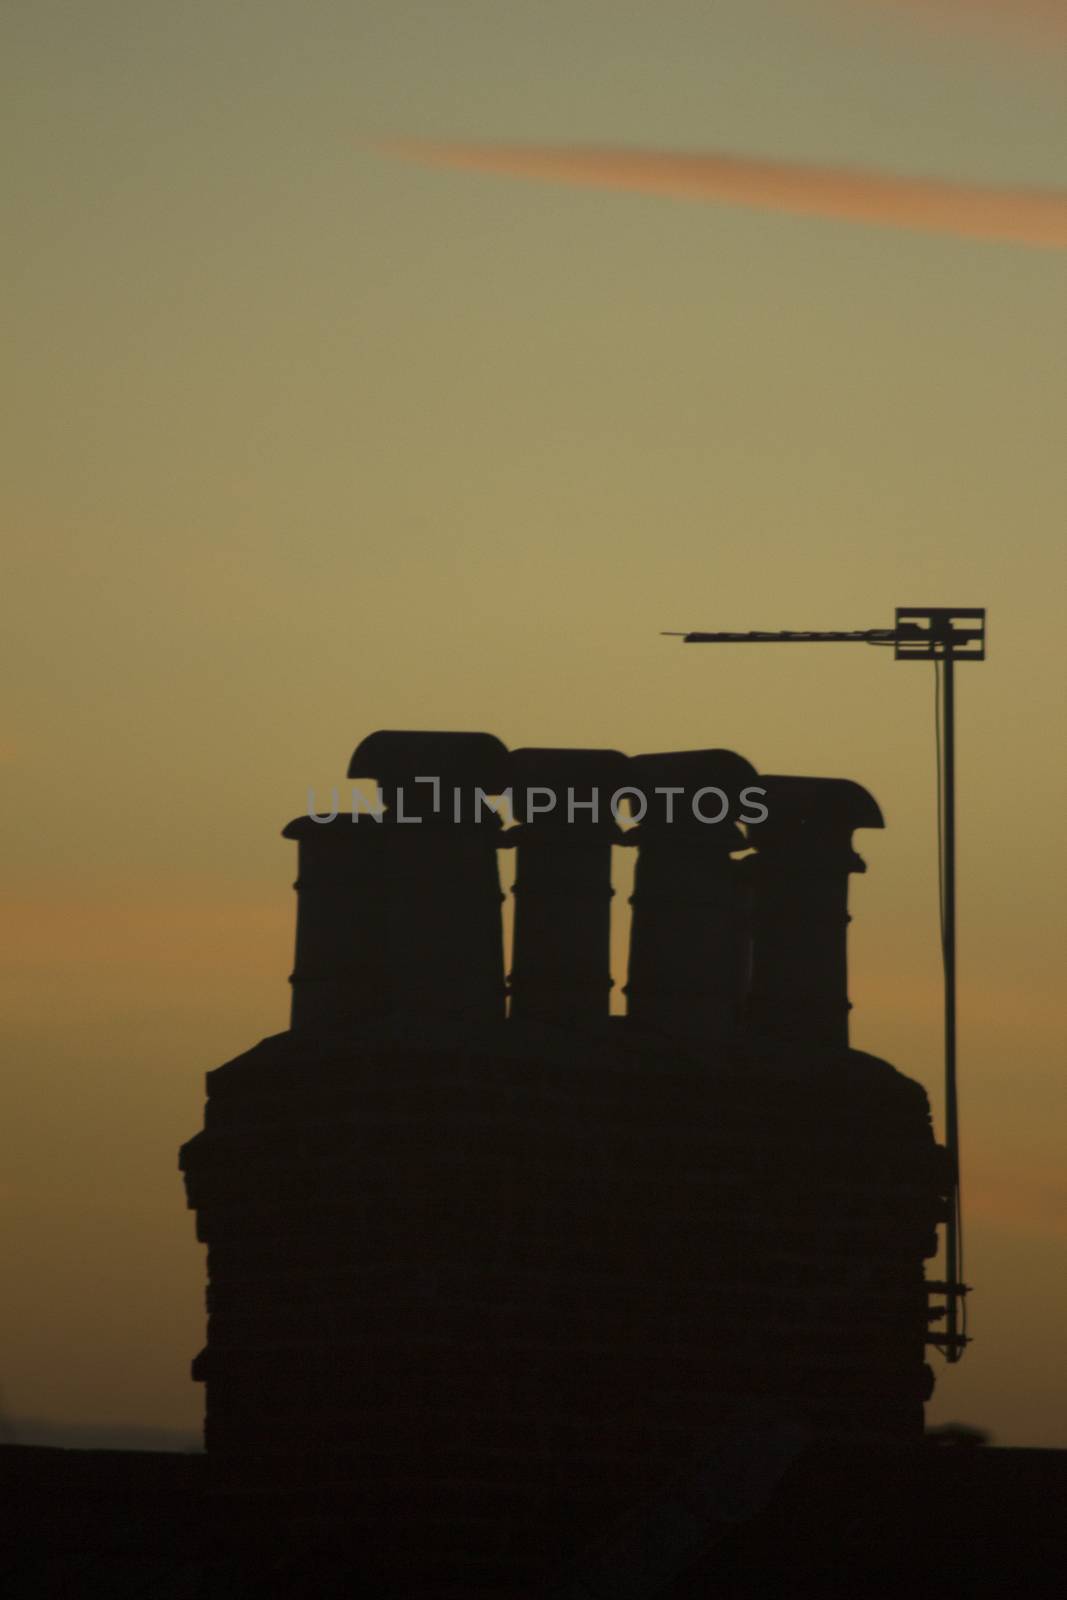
[871,0,1067,40]
[382,140,1067,251]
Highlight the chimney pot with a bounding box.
[745,774,883,1049]
[504,747,628,1025]
[625,749,758,1042]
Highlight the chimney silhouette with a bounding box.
[624,749,758,1042]
[283,813,390,1032]
[284,730,509,1029]
[745,775,883,1049]
[504,748,627,1025]
[181,732,949,1582]
[342,730,510,1021]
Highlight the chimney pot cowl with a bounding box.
[506,747,629,836]
[629,748,758,789]
[754,775,884,832]
[626,748,758,827]
[347,730,510,789]
[508,746,629,789]
[281,814,366,840]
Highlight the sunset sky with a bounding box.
[3,0,1065,1448]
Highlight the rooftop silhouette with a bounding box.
[176,729,953,1586]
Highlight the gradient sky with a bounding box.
[3,0,1065,1448]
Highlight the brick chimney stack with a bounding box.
[180,732,947,1585]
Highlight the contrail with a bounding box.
[381,140,1067,251]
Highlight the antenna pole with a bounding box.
[671,606,985,1362]
[942,643,961,1357]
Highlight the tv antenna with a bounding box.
[664,607,986,1363]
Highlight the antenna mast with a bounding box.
[666,606,986,1362]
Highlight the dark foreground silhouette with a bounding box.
[3,1436,1066,1597]
[170,733,989,1588]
